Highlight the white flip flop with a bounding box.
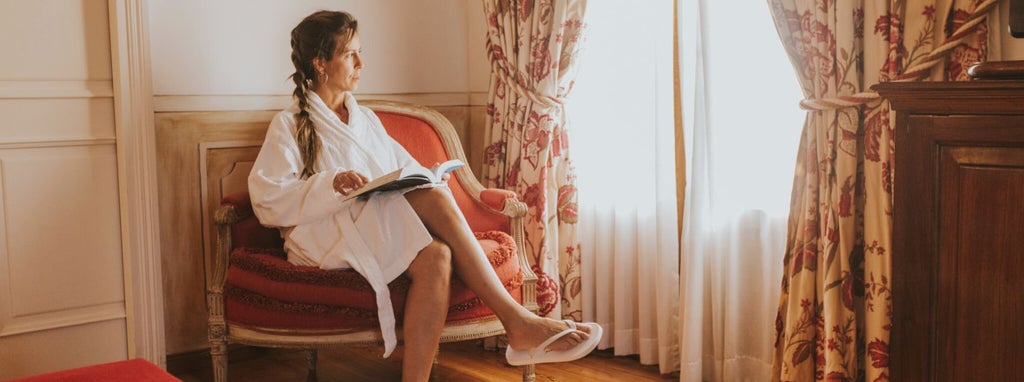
[505,320,603,366]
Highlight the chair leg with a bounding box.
[209,333,228,382]
[301,346,317,378]
[306,349,318,373]
[521,364,536,382]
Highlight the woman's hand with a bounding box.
[434,162,452,182]
[333,170,369,195]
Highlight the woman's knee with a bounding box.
[408,239,452,280]
[405,186,455,207]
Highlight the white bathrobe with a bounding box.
[248,92,433,357]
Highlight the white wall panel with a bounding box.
[0,98,116,141]
[0,0,112,80]
[0,0,130,374]
[1001,1,1024,60]
[0,319,127,380]
[149,0,473,96]
[465,0,489,93]
[0,146,124,318]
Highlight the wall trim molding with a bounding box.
[0,137,117,150]
[109,0,166,367]
[153,92,489,112]
[469,92,489,106]
[0,80,115,99]
[0,302,126,337]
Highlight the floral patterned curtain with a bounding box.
[481,0,588,319]
[766,0,994,380]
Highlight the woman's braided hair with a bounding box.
[289,11,358,178]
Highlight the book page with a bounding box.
[340,159,465,202]
[431,159,465,179]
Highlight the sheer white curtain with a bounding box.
[676,0,804,381]
[569,0,680,374]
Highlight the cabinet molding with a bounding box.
[875,81,1024,382]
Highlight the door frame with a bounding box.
[108,0,166,366]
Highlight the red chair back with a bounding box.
[376,111,508,233]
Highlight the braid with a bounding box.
[291,44,320,179]
[288,10,358,179]
[293,83,320,179]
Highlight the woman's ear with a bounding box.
[312,57,326,75]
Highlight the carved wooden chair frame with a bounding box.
[206,100,539,381]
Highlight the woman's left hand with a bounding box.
[434,162,452,183]
[333,170,369,195]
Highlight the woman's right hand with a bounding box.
[333,170,369,195]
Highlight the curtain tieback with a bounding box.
[488,50,565,109]
[799,92,881,111]
[799,0,997,112]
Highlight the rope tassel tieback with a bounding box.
[799,0,996,111]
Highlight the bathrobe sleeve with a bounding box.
[248,112,349,228]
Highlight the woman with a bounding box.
[248,10,602,381]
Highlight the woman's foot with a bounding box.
[506,316,593,352]
[504,316,603,366]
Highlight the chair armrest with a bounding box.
[491,193,539,314]
[480,188,517,211]
[208,204,241,325]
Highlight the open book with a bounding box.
[342,159,464,201]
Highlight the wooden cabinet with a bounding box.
[875,79,1024,381]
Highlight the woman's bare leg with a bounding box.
[404,187,589,352]
[401,239,452,382]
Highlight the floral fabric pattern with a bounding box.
[766,1,990,381]
[481,0,588,319]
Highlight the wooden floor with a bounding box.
[172,340,678,381]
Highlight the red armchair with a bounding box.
[206,101,538,381]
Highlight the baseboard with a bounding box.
[165,345,271,375]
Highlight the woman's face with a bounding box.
[319,33,362,93]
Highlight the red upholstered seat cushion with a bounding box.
[223,230,521,333]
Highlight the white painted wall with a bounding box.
[999,0,1024,60]
[0,0,129,378]
[147,1,1024,100]
[148,0,489,101]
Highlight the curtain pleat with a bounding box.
[570,0,681,373]
[766,0,993,380]
[481,0,588,320]
[677,0,809,380]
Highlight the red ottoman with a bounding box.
[9,359,179,382]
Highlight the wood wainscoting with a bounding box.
[156,104,485,356]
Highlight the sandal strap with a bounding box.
[563,319,577,330]
[529,320,579,357]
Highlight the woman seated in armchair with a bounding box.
[248,10,602,382]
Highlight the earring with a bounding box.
[318,72,329,83]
